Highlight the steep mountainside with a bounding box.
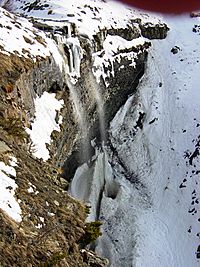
[93,15,200,267]
[0,0,199,267]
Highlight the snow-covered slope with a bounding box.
[70,10,200,267]
[0,6,50,59]
[0,0,199,266]
[94,14,200,267]
[132,15,200,267]
[12,1,198,266]
[10,0,162,38]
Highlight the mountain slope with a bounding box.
[95,13,200,267]
[66,6,200,267]
[0,1,199,267]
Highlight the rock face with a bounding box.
[67,12,200,267]
[140,22,169,39]
[0,0,170,266]
[57,40,150,180]
[46,18,167,183]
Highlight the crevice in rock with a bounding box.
[108,140,151,206]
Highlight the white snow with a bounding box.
[27,182,35,193]
[47,212,55,217]
[0,6,66,73]
[95,13,200,267]
[27,186,34,193]
[104,35,146,54]
[69,10,200,267]
[93,35,148,86]
[4,0,162,86]
[11,0,163,39]
[130,14,200,267]
[0,157,22,222]
[0,7,50,60]
[45,37,65,72]
[26,92,64,161]
[35,223,43,229]
[39,216,44,223]
[1,0,199,266]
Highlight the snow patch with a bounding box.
[11,0,163,39]
[0,157,22,222]
[26,92,64,161]
[0,7,51,60]
[27,182,36,193]
[96,14,200,267]
[93,35,148,86]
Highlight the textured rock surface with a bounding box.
[50,22,167,181]
[0,3,107,266]
[0,1,171,266]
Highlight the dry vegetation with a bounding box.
[0,107,107,267]
[0,50,107,266]
[0,122,106,266]
[0,52,33,91]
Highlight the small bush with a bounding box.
[41,252,66,267]
[85,205,91,215]
[0,116,28,141]
[80,221,102,247]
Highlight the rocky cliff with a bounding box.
[4,1,198,267]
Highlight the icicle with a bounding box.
[72,43,82,76]
[68,43,74,73]
[53,21,82,83]
[66,37,83,80]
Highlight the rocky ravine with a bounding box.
[0,0,171,266]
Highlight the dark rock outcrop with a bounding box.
[140,22,169,39]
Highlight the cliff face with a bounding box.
[0,3,108,266]
[17,2,168,181]
[0,1,174,266]
[66,10,200,267]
